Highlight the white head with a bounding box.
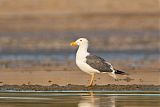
[70,38,89,58]
[70,38,88,47]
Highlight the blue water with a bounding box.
[0,50,158,68]
[0,51,159,61]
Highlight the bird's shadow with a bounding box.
[115,77,134,82]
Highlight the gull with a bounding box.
[70,38,127,86]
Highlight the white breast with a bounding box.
[75,43,100,75]
[76,57,100,75]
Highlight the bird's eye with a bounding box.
[80,40,82,42]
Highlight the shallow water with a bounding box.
[0,92,159,107]
[0,51,159,68]
[0,50,158,61]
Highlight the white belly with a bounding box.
[75,48,100,75]
[76,61,100,75]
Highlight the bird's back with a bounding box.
[86,55,113,73]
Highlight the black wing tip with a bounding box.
[115,69,128,75]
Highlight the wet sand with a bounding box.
[0,84,160,91]
[0,69,159,86]
[0,66,159,91]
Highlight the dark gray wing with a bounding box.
[86,55,113,72]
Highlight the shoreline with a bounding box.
[0,84,159,91]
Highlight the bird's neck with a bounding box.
[76,44,89,60]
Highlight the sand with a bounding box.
[0,84,159,91]
[0,66,159,91]
[0,57,159,91]
[0,69,159,86]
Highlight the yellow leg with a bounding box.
[89,74,95,86]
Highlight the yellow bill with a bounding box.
[70,41,78,46]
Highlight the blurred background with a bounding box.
[0,0,159,71]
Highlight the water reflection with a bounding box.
[78,93,100,107]
[78,92,116,107]
[0,92,160,107]
[78,93,160,107]
[106,96,116,107]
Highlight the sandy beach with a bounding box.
[0,58,159,91]
[0,67,159,86]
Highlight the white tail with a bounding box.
[108,72,117,79]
